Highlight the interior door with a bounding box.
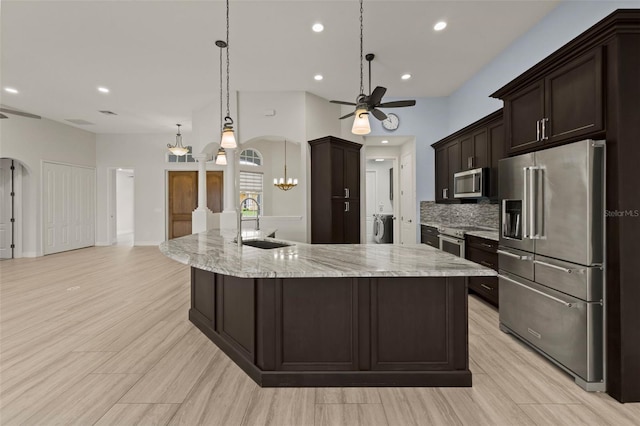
[168,171,223,239]
[399,152,415,245]
[0,159,12,259]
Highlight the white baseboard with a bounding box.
[95,241,112,246]
[22,251,38,258]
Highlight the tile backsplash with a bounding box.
[420,201,499,230]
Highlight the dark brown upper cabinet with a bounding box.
[310,136,362,244]
[502,47,603,155]
[432,109,503,203]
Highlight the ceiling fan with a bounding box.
[0,105,41,120]
[330,53,416,123]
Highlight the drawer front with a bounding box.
[499,272,603,382]
[533,254,603,302]
[468,276,498,305]
[466,246,498,271]
[424,235,439,248]
[467,235,498,252]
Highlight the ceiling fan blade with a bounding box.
[378,100,416,108]
[0,106,41,119]
[330,100,357,106]
[369,86,387,106]
[0,113,8,119]
[371,109,387,121]
[339,111,355,120]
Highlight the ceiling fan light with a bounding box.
[352,109,371,135]
[220,125,237,148]
[215,147,227,165]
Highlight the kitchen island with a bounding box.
[160,229,496,387]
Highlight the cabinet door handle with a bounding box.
[480,260,494,268]
[344,188,350,198]
[344,201,349,212]
[536,120,541,141]
[542,118,549,141]
[444,188,448,199]
[481,243,494,248]
[480,284,494,291]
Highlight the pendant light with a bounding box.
[273,139,298,191]
[215,40,228,165]
[352,0,371,135]
[220,0,237,149]
[167,124,189,156]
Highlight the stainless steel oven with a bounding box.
[439,234,465,258]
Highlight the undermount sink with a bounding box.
[242,239,292,249]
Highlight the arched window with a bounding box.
[239,148,262,167]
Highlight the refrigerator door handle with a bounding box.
[497,249,532,261]
[523,167,529,238]
[529,166,541,239]
[498,274,575,308]
[533,259,585,274]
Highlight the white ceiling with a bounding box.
[1,0,559,134]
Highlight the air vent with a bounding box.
[99,110,117,115]
[66,119,95,125]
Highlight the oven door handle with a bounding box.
[498,274,575,308]
[439,235,464,245]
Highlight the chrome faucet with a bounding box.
[237,197,261,247]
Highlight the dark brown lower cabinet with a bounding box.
[189,267,470,387]
[420,225,440,248]
[465,235,499,307]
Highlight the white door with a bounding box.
[365,170,377,243]
[43,162,95,255]
[400,152,416,245]
[0,159,12,259]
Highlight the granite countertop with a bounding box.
[159,229,496,279]
[420,222,500,242]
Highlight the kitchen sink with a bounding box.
[242,239,292,249]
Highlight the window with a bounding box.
[166,146,196,163]
[240,171,263,217]
[239,148,262,167]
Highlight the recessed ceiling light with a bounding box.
[314,74,324,81]
[401,74,412,80]
[312,23,324,33]
[375,159,385,162]
[434,21,447,31]
[98,87,110,93]
[4,87,18,94]
[381,140,389,144]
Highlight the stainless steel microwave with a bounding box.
[454,167,488,198]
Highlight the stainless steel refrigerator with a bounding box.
[498,139,606,392]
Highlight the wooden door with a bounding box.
[330,145,345,197]
[168,171,223,239]
[435,146,448,201]
[488,120,505,199]
[344,148,360,199]
[505,80,544,154]
[472,129,488,169]
[545,47,603,144]
[446,141,460,200]
[459,134,473,170]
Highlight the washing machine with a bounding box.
[373,214,394,244]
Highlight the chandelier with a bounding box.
[273,140,298,191]
[167,124,189,156]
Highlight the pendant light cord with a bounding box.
[220,46,223,131]
[359,0,364,98]
[225,0,231,119]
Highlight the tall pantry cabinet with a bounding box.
[309,136,362,244]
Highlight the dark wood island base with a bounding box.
[189,267,471,387]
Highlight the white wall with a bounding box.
[116,169,134,235]
[447,1,640,133]
[0,116,95,256]
[95,132,227,246]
